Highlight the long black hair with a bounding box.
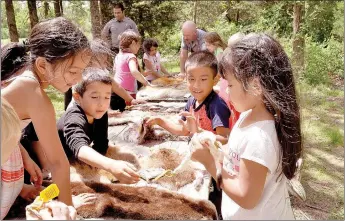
[1,17,89,81]
[219,33,302,180]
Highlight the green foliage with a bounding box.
[63,1,91,37]
[303,1,336,43]
[303,37,344,85]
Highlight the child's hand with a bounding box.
[190,135,214,167]
[144,116,161,127]
[20,184,43,201]
[72,193,97,209]
[179,111,200,134]
[107,160,140,184]
[131,99,147,105]
[39,201,77,220]
[22,155,43,187]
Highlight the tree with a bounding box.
[292,1,305,79]
[27,0,39,28]
[54,0,61,17]
[99,0,113,27]
[90,0,102,38]
[44,1,49,18]
[5,0,19,42]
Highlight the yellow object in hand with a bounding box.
[31,184,60,211]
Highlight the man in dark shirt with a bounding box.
[21,68,140,184]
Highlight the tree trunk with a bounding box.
[193,1,198,24]
[44,1,49,18]
[90,0,102,39]
[54,0,61,17]
[27,0,39,29]
[59,0,63,16]
[292,2,305,79]
[5,0,19,42]
[99,0,113,27]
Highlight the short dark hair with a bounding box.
[113,3,125,11]
[142,38,158,54]
[73,67,112,96]
[185,50,218,78]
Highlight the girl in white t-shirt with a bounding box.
[142,38,170,81]
[190,33,302,219]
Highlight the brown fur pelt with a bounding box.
[70,145,141,183]
[71,181,217,220]
[136,83,189,101]
[5,181,217,220]
[109,114,188,144]
[151,76,184,87]
[138,148,196,190]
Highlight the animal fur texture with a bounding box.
[136,83,189,101]
[108,111,188,144]
[70,181,217,220]
[150,76,184,87]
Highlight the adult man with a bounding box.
[179,21,206,76]
[101,3,139,54]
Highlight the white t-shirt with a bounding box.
[143,52,161,81]
[222,110,294,220]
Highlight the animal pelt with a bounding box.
[5,181,217,220]
[136,83,189,101]
[151,76,184,86]
[69,145,141,183]
[72,181,217,220]
[126,102,186,114]
[138,148,197,190]
[108,113,188,144]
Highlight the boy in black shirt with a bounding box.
[22,68,140,184]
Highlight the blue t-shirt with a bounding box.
[182,90,230,131]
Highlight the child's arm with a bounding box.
[160,64,170,76]
[29,92,72,205]
[77,146,140,184]
[145,116,190,136]
[143,58,162,78]
[111,79,135,103]
[128,58,150,86]
[215,127,230,144]
[19,144,43,187]
[220,160,267,209]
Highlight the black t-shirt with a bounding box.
[57,103,109,160]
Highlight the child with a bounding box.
[145,51,230,144]
[142,38,170,82]
[1,17,92,207]
[191,33,301,219]
[67,39,145,111]
[112,30,151,108]
[23,68,140,184]
[1,97,77,220]
[204,32,227,59]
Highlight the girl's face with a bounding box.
[224,72,259,112]
[47,50,92,93]
[130,40,141,54]
[205,42,216,53]
[149,46,157,56]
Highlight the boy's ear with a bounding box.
[73,92,81,104]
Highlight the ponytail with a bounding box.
[1,41,29,81]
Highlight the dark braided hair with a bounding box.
[219,33,302,180]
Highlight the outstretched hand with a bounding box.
[107,160,140,184]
